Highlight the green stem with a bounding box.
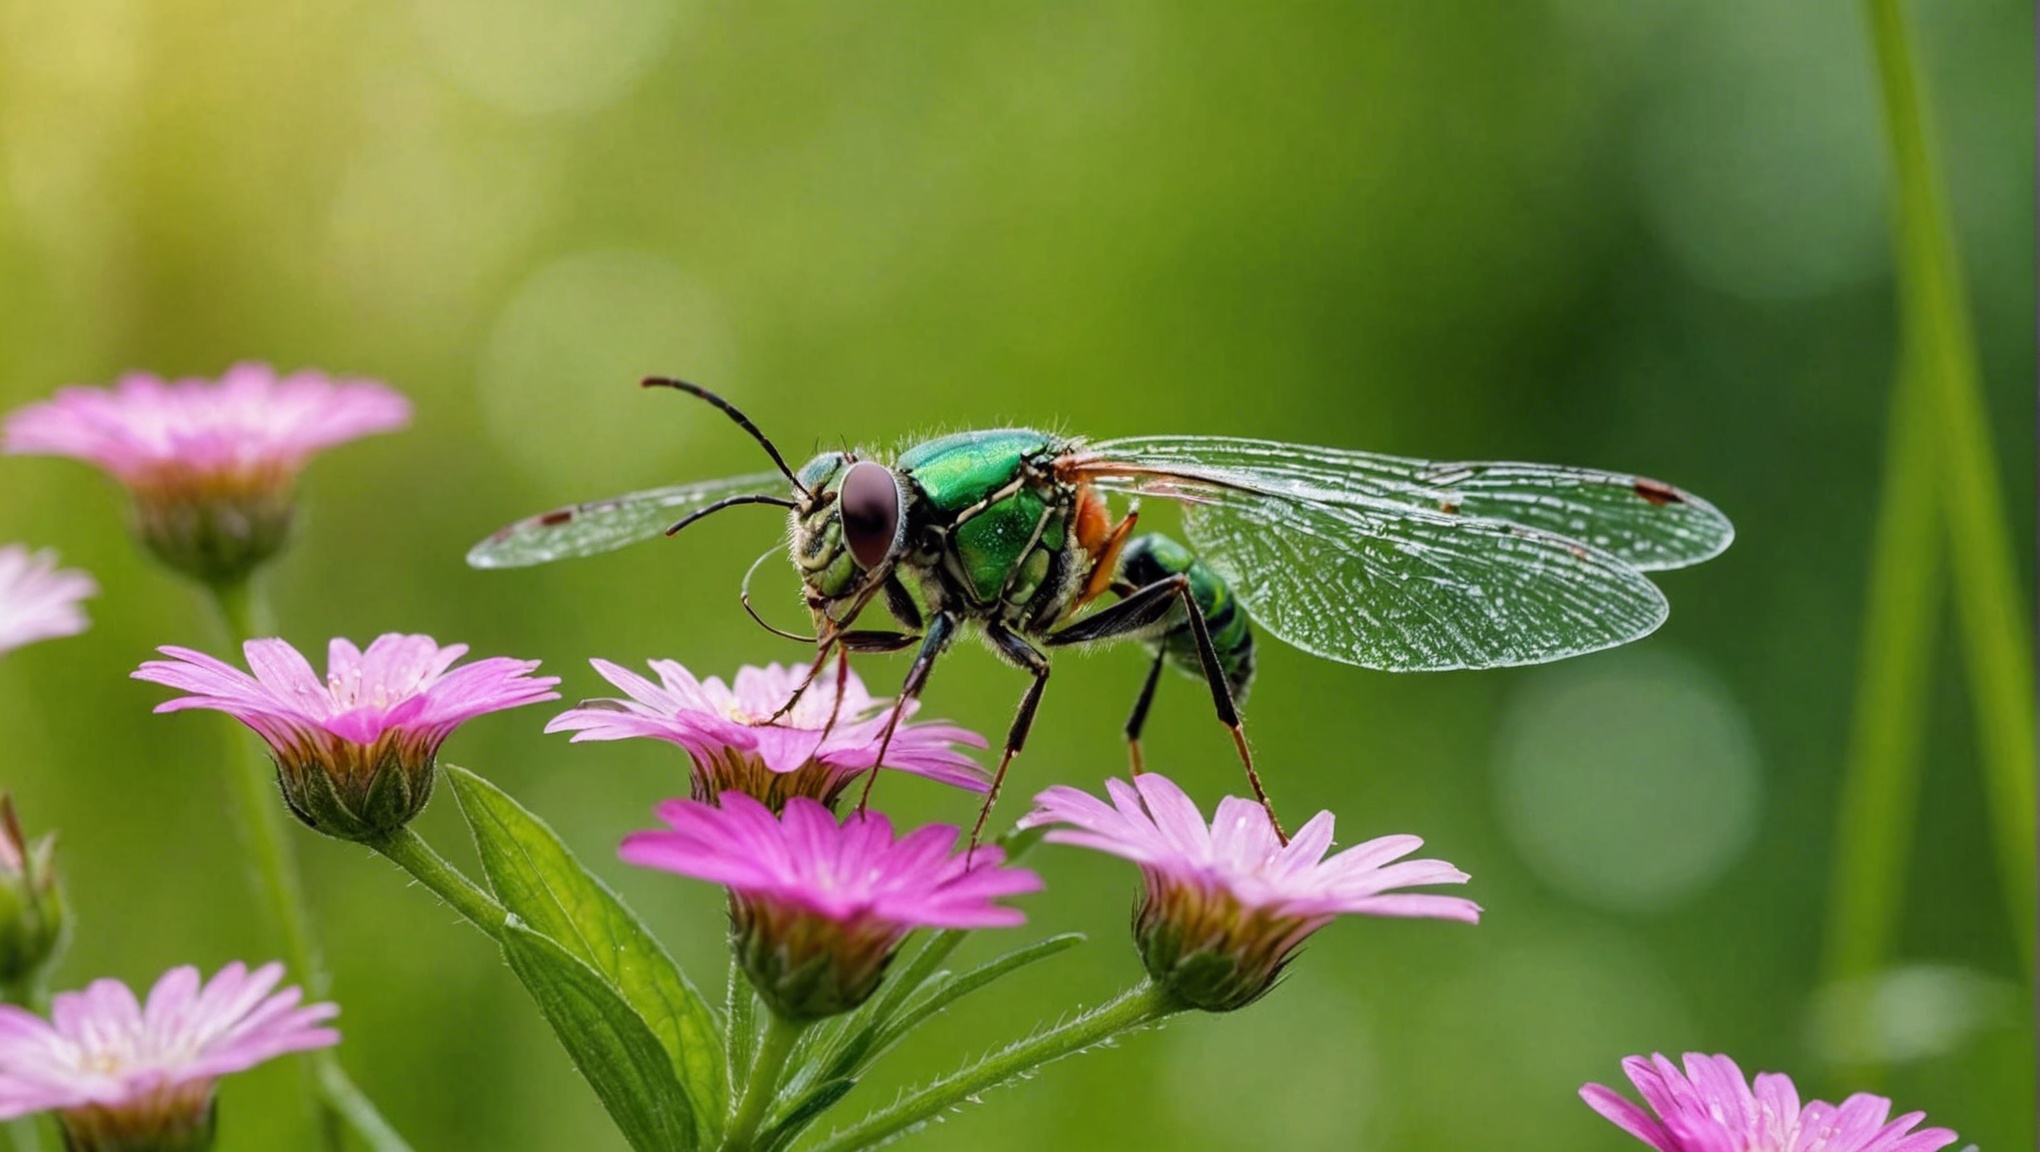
[367,825,508,939]
[724,1010,806,1152]
[204,578,417,1152]
[0,980,44,1152]
[1861,0,2035,963]
[726,952,759,1120]
[807,982,1182,1152]
[1823,346,1942,991]
[204,579,345,1150]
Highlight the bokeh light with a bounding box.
[1493,649,1762,914]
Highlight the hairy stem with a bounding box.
[367,825,508,939]
[808,982,1182,1152]
[724,1010,806,1152]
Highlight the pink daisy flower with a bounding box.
[1021,774,1479,1012]
[622,794,1040,1020]
[1581,1052,1959,1152]
[0,797,63,988]
[4,364,410,584]
[0,962,337,1152]
[0,545,95,656]
[548,660,988,810]
[134,635,560,841]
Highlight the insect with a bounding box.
[470,379,1733,841]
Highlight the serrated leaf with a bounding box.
[501,919,697,1152]
[447,765,725,1139]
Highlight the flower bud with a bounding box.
[58,1096,217,1152]
[0,796,66,988]
[132,482,295,588]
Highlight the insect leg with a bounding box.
[767,642,838,725]
[1122,645,1167,776]
[969,625,1052,850]
[853,611,959,814]
[1047,575,1285,841]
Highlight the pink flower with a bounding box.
[134,635,559,841]
[0,962,338,1151]
[1581,1053,1959,1152]
[1021,774,1479,1011]
[623,794,1040,1019]
[548,660,988,810]
[0,545,94,656]
[4,364,410,583]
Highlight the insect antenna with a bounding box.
[642,377,816,503]
[740,546,819,643]
[665,493,798,536]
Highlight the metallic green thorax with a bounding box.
[1120,533,1256,703]
[896,429,1078,621]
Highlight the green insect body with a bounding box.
[471,378,1736,842]
[1119,533,1255,706]
[888,429,1092,633]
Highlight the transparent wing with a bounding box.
[1087,436,1732,570]
[466,472,788,569]
[1122,484,1669,670]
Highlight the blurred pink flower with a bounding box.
[0,545,94,656]
[623,794,1039,1019]
[548,659,987,809]
[0,962,337,1151]
[3,364,410,583]
[1022,774,1478,1011]
[1581,1053,1959,1152]
[135,634,559,840]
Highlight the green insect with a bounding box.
[470,379,1733,839]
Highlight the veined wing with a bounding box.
[467,471,787,569]
[1085,436,1732,571]
[1071,458,1671,672]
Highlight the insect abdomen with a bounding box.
[1119,533,1256,704]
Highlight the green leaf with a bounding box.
[501,919,698,1152]
[446,765,726,1138]
[803,933,1084,1092]
[759,1077,856,1152]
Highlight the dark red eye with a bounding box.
[839,461,901,570]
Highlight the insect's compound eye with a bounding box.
[839,461,902,570]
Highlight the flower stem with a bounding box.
[367,825,508,939]
[203,578,414,1152]
[724,1010,805,1152]
[0,979,44,1152]
[808,982,1183,1152]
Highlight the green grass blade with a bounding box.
[1823,349,1943,989]
[1862,0,2037,965]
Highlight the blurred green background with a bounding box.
[0,0,2031,1148]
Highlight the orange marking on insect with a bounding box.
[1073,483,1113,553]
[538,509,574,526]
[1077,489,1142,611]
[1633,478,1684,507]
[1438,500,1461,514]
